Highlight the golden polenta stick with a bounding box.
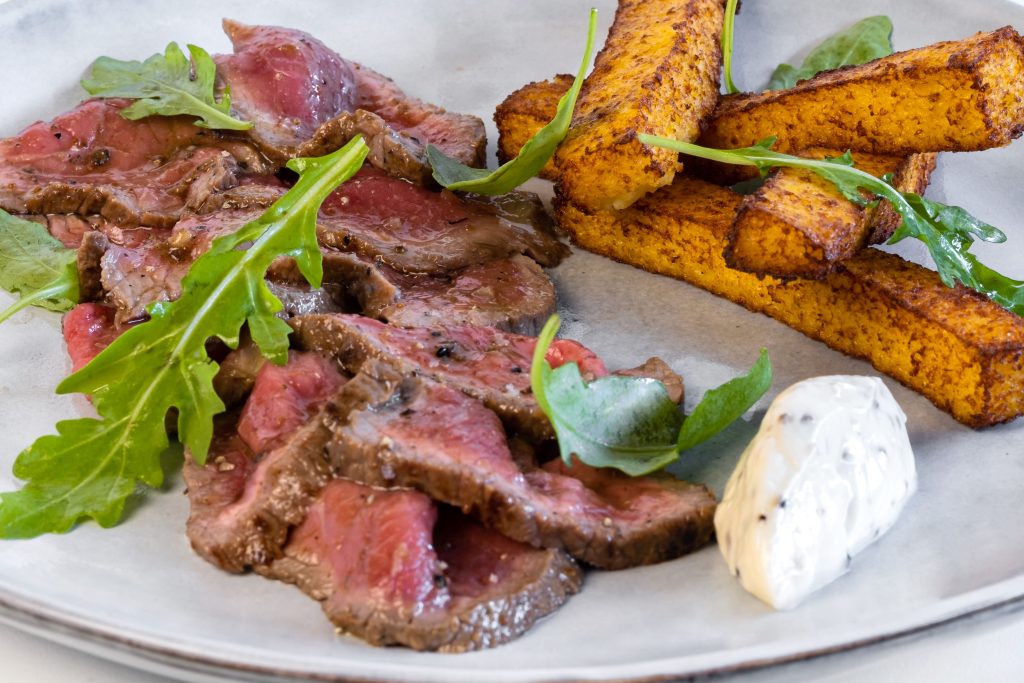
[553,0,726,211]
[555,177,1024,428]
[495,75,574,180]
[699,27,1024,155]
[496,27,1024,184]
[495,76,568,171]
[725,152,938,279]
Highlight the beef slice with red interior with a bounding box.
[320,360,716,569]
[351,62,486,167]
[184,350,347,572]
[215,20,358,162]
[0,99,267,227]
[261,480,581,651]
[290,313,607,442]
[315,167,567,275]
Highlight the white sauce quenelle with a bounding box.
[714,376,916,610]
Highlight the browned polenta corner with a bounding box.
[553,0,726,212]
[494,74,575,179]
[868,153,939,243]
[555,176,1024,428]
[698,27,1024,157]
[724,151,938,280]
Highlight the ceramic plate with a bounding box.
[1,0,1024,681]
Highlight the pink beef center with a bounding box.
[238,350,346,454]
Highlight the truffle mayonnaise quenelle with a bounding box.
[714,376,916,610]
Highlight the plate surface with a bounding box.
[1,0,1024,681]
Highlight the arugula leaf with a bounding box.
[639,134,1024,316]
[82,42,251,131]
[425,8,598,194]
[720,7,893,94]
[0,137,369,538]
[676,350,772,452]
[721,0,741,94]
[531,315,771,476]
[0,211,79,325]
[767,16,893,90]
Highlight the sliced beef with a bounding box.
[191,177,286,214]
[212,334,267,407]
[316,167,568,275]
[183,422,260,567]
[267,247,557,334]
[23,147,240,228]
[352,63,486,168]
[215,20,358,163]
[237,351,347,453]
[97,208,263,321]
[92,212,354,323]
[76,231,109,302]
[214,22,485,175]
[283,249,554,334]
[62,302,122,371]
[0,99,267,226]
[290,313,607,441]
[99,227,186,322]
[184,350,347,572]
[90,224,353,323]
[321,362,716,569]
[532,458,714,567]
[185,352,585,657]
[266,280,345,318]
[264,249,392,313]
[296,109,434,185]
[375,254,556,335]
[30,214,114,249]
[91,186,562,329]
[262,481,581,652]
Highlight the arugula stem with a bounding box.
[721,0,740,94]
[0,280,68,324]
[530,313,562,420]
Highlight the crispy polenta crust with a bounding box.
[495,76,566,167]
[495,74,574,179]
[699,27,1024,156]
[555,177,1024,428]
[725,152,938,279]
[554,0,726,212]
[869,153,938,243]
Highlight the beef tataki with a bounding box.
[262,481,581,652]
[215,20,358,163]
[321,361,717,569]
[351,63,487,168]
[291,313,607,441]
[0,99,266,227]
[316,167,568,275]
[184,351,346,572]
